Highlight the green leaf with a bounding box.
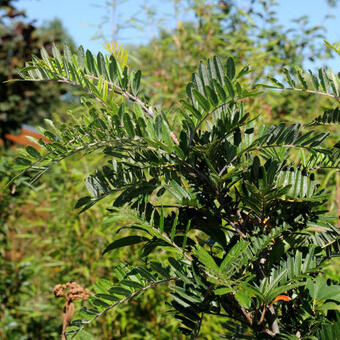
[283,68,296,88]
[307,108,340,126]
[170,212,178,242]
[206,85,219,106]
[236,66,250,79]
[213,56,225,85]
[308,69,319,90]
[165,179,191,201]
[194,245,220,273]
[103,236,149,254]
[150,261,170,278]
[80,307,99,316]
[235,289,252,309]
[199,61,210,89]
[86,49,97,76]
[181,100,202,119]
[132,70,141,95]
[123,113,134,137]
[91,298,110,308]
[220,240,249,271]
[192,73,204,97]
[120,66,129,89]
[317,302,340,312]
[108,56,118,82]
[94,279,114,292]
[226,57,235,80]
[109,287,132,296]
[192,88,210,111]
[51,43,62,62]
[212,79,226,101]
[25,145,40,159]
[77,45,85,69]
[95,294,118,302]
[97,52,107,78]
[40,46,51,69]
[120,279,144,289]
[296,68,308,89]
[318,68,328,92]
[15,157,32,166]
[214,287,233,295]
[268,77,284,89]
[134,267,156,282]
[74,196,92,209]
[63,44,72,63]
[224,76,235,98]
[168,258,192,284]
[69,329,95,340]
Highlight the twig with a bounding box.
[81,278,179,326]
[283,87,340,101]
[267,304,280,335]
[229,221,247,239]
[86,74,154,117]
[258,305,266,325]
[240,306,253,325]
[218,163,229,177]
[62,301,75,340]
[336,172,340,228]
[19,74,154,118]
[19,78,108,108]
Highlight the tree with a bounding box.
[0,0,74,147]
[13,40,340,339]
[131,0,335,110]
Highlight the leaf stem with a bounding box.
[86,74,154,117]
[76,278,179,330]
[284,87,340,101]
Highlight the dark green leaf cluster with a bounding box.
[14,43,340,339]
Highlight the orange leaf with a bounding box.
[273,295,292,303]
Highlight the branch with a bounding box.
[20,74,154,118]
[86,74,154,117]
[267,304,280,335]
[229,221,247,239]
[6,137,141,188]
[218,163,229,177]
[75,278,179,330]
[137,218,193,261]
[19,77,109,108]
[321,234,340,249]
[283,87,340,101]
[337,172,340,228]
[241,306,253,325]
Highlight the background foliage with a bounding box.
[0,0,74,147]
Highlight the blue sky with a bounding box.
[16,0,340,68]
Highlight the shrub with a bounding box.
[12,42,340,339]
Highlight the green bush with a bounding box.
[12,39,340,340]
